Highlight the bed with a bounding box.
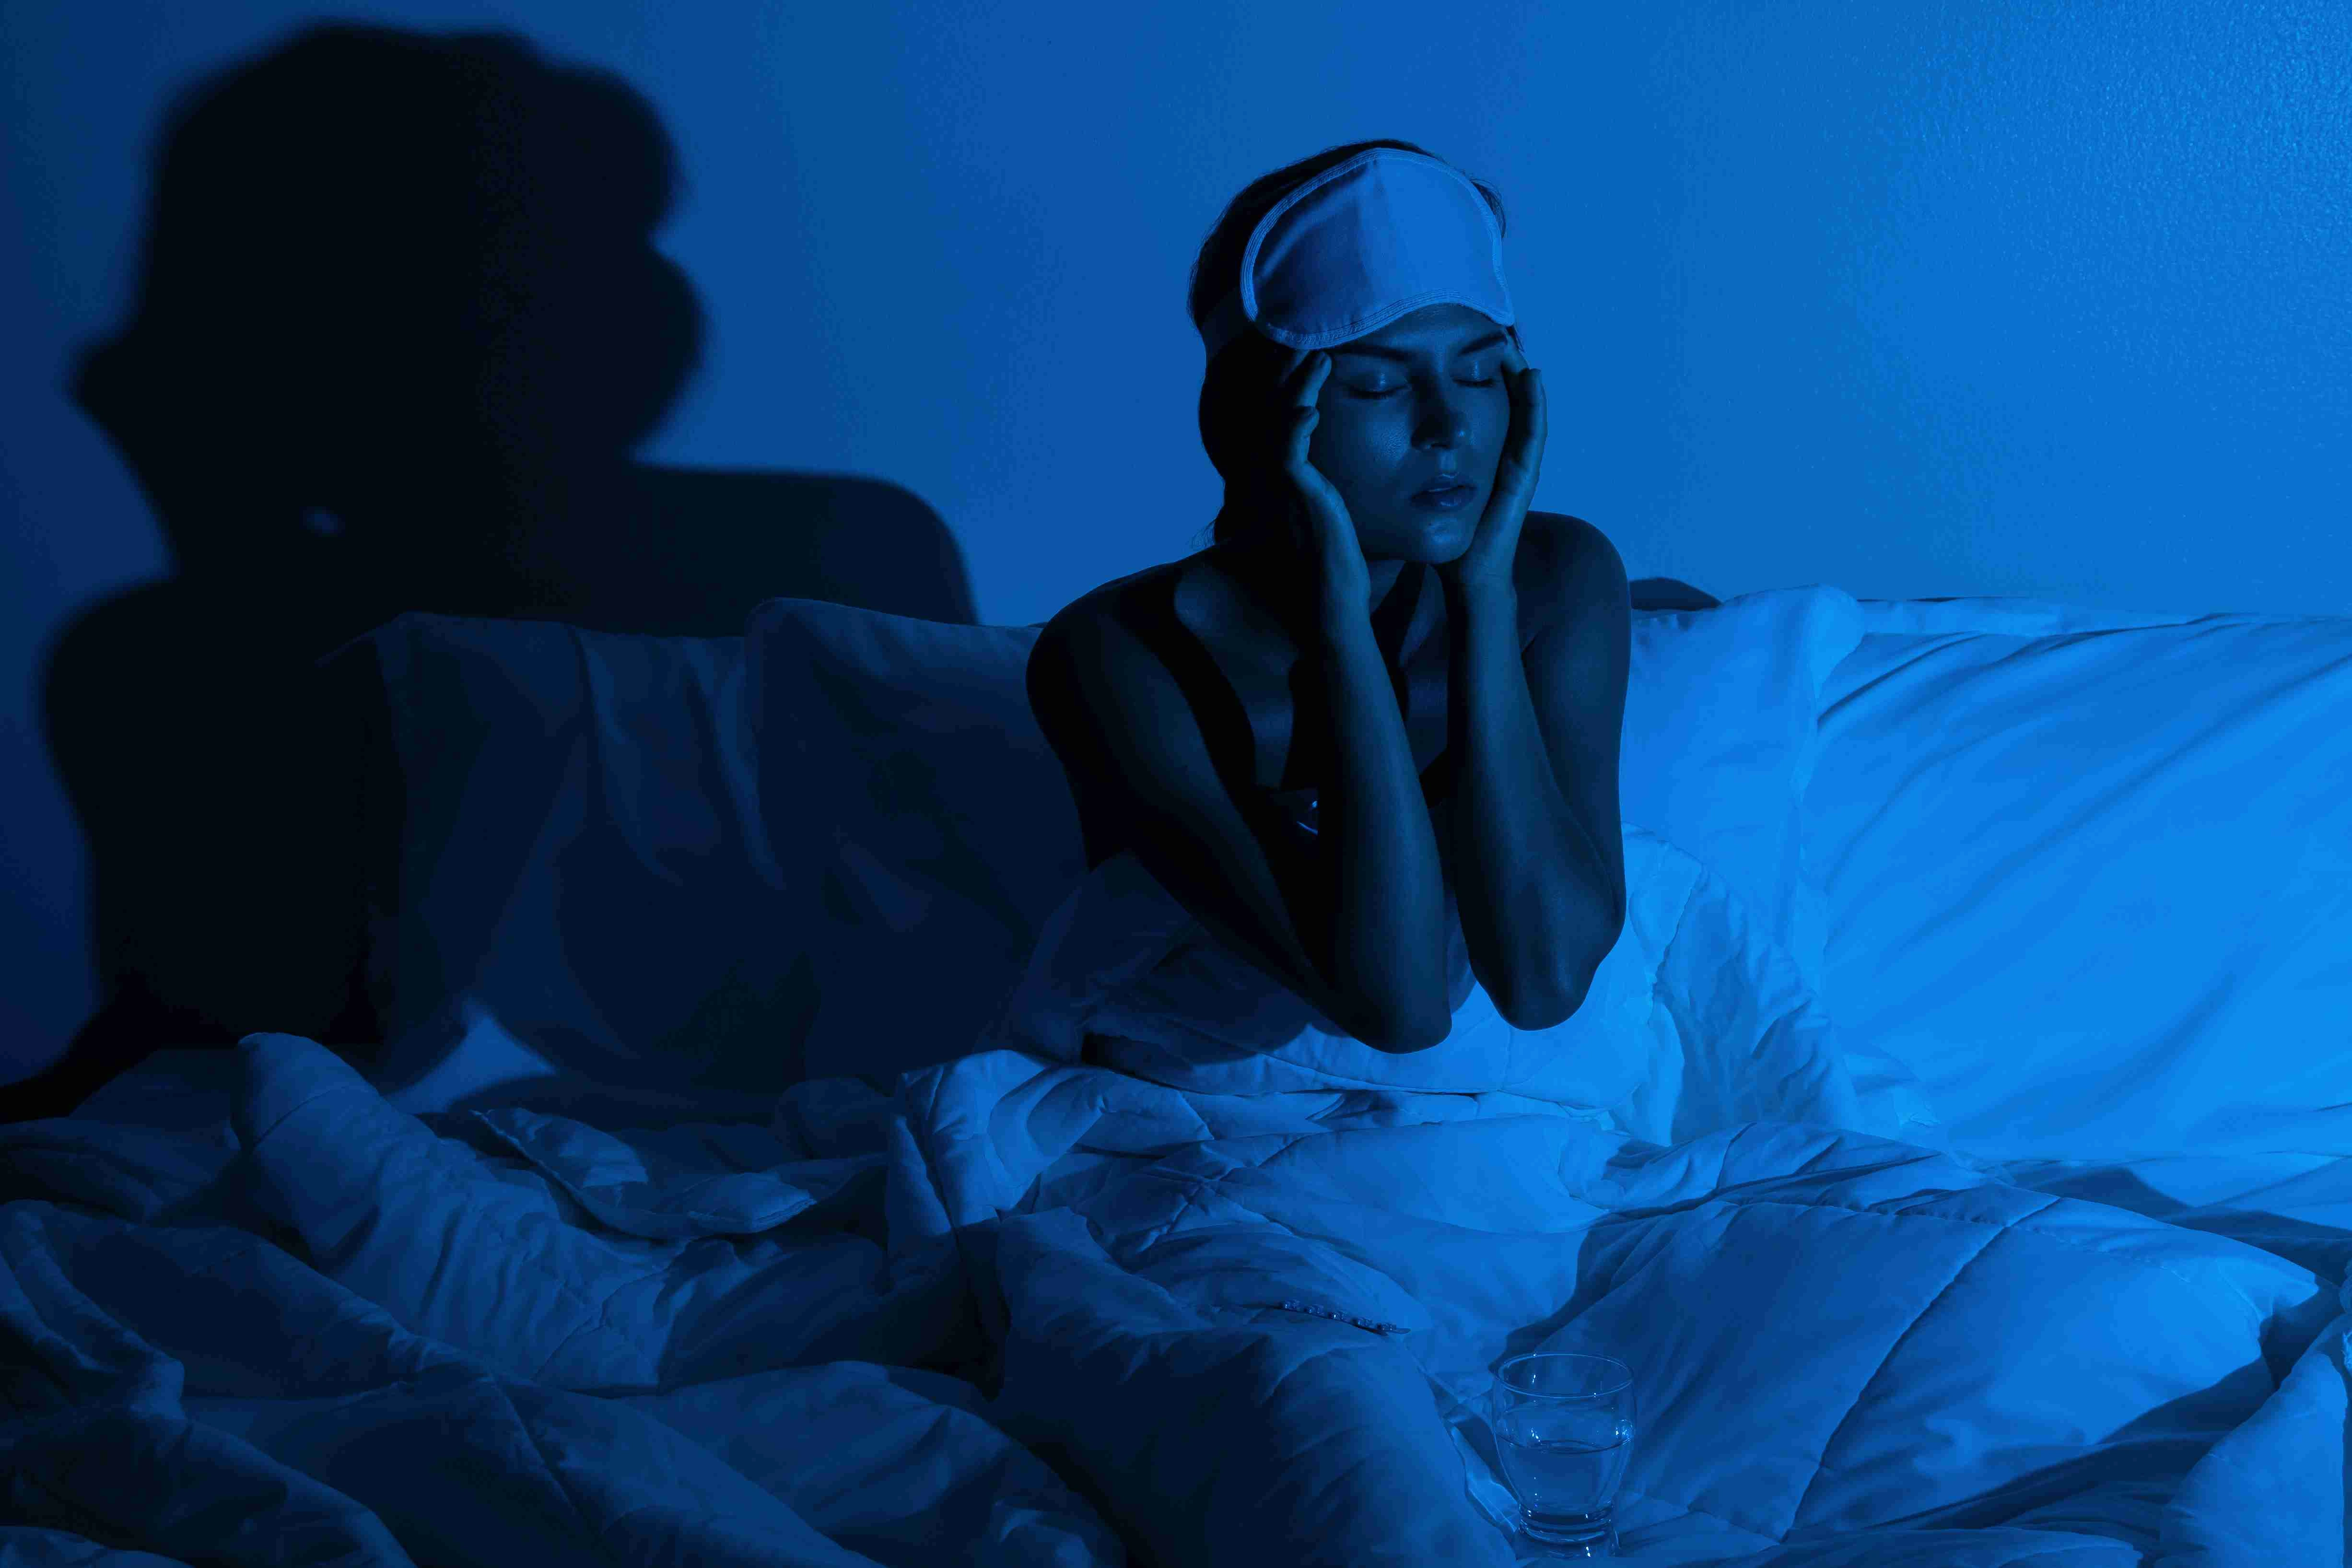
[4,578,2346,1567]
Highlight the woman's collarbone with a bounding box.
[1167,552,1448,792]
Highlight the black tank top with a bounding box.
[1027,557,1462,1066]
[1029,556,1453,873]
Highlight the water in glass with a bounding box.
[1488,1353,1636,1558]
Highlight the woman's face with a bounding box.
[1305,302,1515,563]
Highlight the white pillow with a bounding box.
[1805,597,2352,1161]
[345,615,803,1119]
[746,601,1090,1093]
[1623,586,1864,991]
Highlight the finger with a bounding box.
[1507,368,1545,456]
[1286,401,1320,468]
[1283,408,1340,493]
[1499,342,1528,376]
[1287,346,1333,385]
[1299,351,1331,406]
[1502,401,1544,482]
[1495,375,1546,496]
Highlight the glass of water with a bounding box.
[1487,1352,1637,1558]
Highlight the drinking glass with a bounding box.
[1487,1352,1637,1559]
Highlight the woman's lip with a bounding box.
[1415,481,1471,496]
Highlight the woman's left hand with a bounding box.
[1440,343,1546,597]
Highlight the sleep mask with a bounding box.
[1197,147,1517,362]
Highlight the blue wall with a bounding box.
[4,0,2347,1079]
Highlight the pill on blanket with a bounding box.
[1264,1297,1413,1335]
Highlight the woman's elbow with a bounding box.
[1357,1006,1455,1054]
[1503,934,1621,1031]
[1500,975,1593,1031]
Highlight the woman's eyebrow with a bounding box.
[1330,330,1509,362]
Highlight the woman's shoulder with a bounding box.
[1520,512,1620,579]
[1028,552,1256,873]
[1029,557,1216,727]
[1044,556,1180,627]
[1518,512,1628,631]
[1041,550,1277,673]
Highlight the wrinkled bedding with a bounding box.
[898,1051,2345,1567]
[2,1039,1114,1568]
[1986,1153,2352,1312]
[7,1030,2343,1567]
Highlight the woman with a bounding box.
[1024,140,1630,1059]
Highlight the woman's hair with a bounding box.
[1187,140,1509,549]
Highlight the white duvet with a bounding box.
[899,827,2344,1564]
[3,1020,2340,1566]
[0,1039,1116,1568]
[904,1049,2347,1565]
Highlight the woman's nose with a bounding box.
[1415,399,1470,449]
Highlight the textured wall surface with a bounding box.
[3,0,2346,1073]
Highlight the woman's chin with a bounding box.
[1385,515,1475,560]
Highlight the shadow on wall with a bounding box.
[13,22,975,1120]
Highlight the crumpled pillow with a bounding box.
[337,614,808,1117]
[747,601,1090,1093]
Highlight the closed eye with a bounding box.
[1349,378,1502,399]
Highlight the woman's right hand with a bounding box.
[1278,350,1374,627]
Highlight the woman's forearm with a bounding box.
[1313,614,1452,1051]
[1444,580,1619,1028]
